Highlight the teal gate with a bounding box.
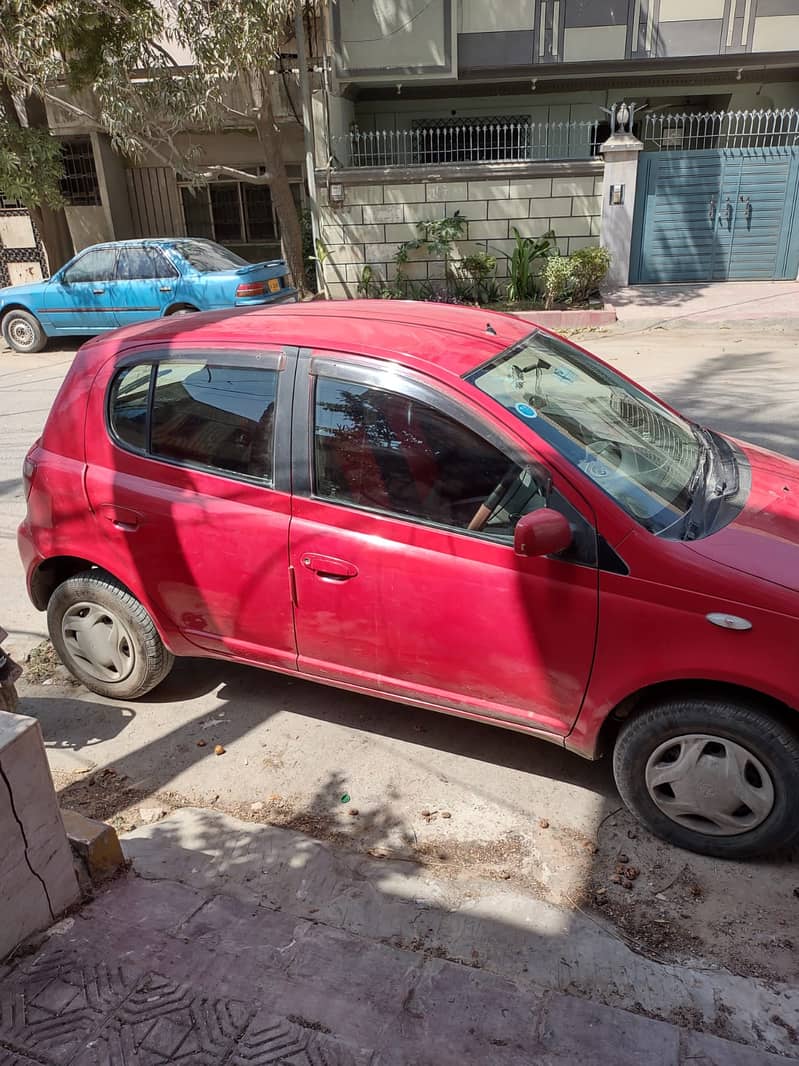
[630,110,799,284]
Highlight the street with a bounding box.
[2,321,799,1056]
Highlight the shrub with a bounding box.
[569,246,611,303]
[543,255,576,309]
[506,229,554,302]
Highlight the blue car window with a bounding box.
[116,246,177,280]
[63,247,117,284]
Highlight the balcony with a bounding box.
[332,119,602,170]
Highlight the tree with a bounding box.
[0,0,309,288]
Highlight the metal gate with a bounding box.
[630,111,799,284]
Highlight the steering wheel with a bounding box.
[468,467,545,533]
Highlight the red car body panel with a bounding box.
[18,301,799,759]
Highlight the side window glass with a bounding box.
[313,377,548,537]
[151,362,277,481]
[117,246,177,280]
[110,364,152,451]
[63,248,117,284]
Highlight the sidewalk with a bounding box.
[604,280,799,325]
[1,809,796,1065]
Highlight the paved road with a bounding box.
[2,324,799,1044]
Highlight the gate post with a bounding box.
[599,132,644,288]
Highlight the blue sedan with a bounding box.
[0,238,297,353]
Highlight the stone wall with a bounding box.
[317,160,604,300]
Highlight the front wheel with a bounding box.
[2,309,47,353]
[613,697,799,859]
[47,569,174,699]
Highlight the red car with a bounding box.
[18,302,799,858]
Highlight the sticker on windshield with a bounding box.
[515,402,537,419]
[554,366,577,383]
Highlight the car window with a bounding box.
[63,247,118,284]
[109,364,152,451]
[150,362,277,480]
[109,360,278,482]
[172,239,249,272]
[313,376,548,539]
[116,246,178,280]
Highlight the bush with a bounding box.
[506,229,554,302]
[543,255,575,309]
[569,246,611,303]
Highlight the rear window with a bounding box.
[109,360,277,483]
[172,239,248,272]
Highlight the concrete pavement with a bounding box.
[0,808,795,1065]
[604,280,799,326]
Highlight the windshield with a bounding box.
[466,331,703,534]
[173,239,248,272]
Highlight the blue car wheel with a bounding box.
[2,309,47,354]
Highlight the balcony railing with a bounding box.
[642,108,799,151]
[333,120,601,169]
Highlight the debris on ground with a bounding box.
[214,744,226,756]
[23,640,78,686]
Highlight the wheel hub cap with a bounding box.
[645,733,774,836]
[61,602,136,683]
[8,319,34,348]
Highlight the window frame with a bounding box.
[295,350,565,546]
[105,348,293,490]
[177,170,304,247]
[115,244,180,281]
[62,246,119,285]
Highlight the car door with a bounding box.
[113,245,181,325]
[45,247,119,333]
[289,352,600,737]
[84,346,297,669]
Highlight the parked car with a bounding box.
[0,237,296,354]
[18,301,799,858]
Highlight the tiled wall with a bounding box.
[319,167,603,299]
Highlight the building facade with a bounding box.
[313,0,799,296]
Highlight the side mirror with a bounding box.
[514,508,572,558]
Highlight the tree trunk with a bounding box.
[253,74,306,294]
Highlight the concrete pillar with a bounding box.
[0,711,80,959]
[599,132,644,288]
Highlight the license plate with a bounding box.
[267,278,281,293]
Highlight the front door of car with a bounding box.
[84,348,297,670]
[45,247,119,332]
[113,245,181,326]
[289,354,600,737]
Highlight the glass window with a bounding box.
[151,362,277,481]
[467,331,703,535]
[180,187,214,239]
[313,377,548,537]
[173,239,249,273]
[243,184,276,241]
[60,138,101,206]
[116,246,177,281]
[109,364,152,452]
[209,183,243,242]
[63,247,118,284]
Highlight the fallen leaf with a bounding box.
[214,744,226,756]
[197,739,207,748]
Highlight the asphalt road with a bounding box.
[2,321,799,1002]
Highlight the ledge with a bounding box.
[316,158,604,187]
[506,307,617,328]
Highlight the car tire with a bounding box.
[47,569,174,700]
[613,697,799,859]
[167,304,199,316]
[2,309,47,354]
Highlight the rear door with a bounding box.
[288,352,599,737]
[113,245,181,325]
[45,247,119,333]
[84,346,297,668]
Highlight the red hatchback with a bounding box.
[18,302,799,858]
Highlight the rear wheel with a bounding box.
[166,304,199,316]
[613,697,799,859]
[47,569,174,699]
[2,309,47,353]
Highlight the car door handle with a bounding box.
[92,287,105,295]
[97,504,142,532]
[300,553,358,581]
[159,285,173,292]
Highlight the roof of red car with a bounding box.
[91,300,536,381]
